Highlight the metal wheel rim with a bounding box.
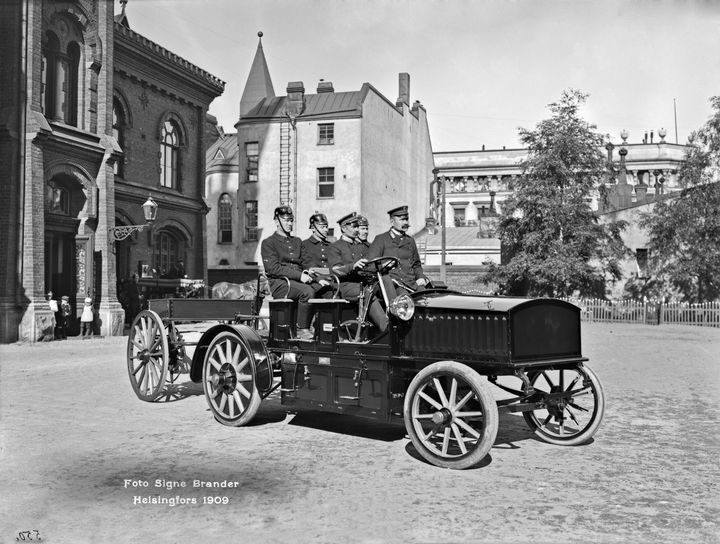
[127,310,169,401]
[410,374,488,460]
[203,334,256,421]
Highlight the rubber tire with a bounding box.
[404,361,499,469]
[523,363,605,446]
[202,331,262,427]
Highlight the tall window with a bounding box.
[160,121,179,188]
[318,123,334,145]
[318,167,335,198]
[218,194,233,243]
[154,231,179,276]
[244,200,258,241]
[113,99,125,177]
[42,30,80,126]
[245,142,258,183]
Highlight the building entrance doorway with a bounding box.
[45,230,77,328]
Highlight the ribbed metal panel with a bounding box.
[404,310,509,359]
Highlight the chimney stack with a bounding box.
[396,73,410,107]
[285,81,305,120]
[317,80,334,93]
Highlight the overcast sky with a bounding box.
[119,0,720,151]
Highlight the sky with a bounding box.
[118,0,720,151]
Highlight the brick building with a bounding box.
[0,0,223,342]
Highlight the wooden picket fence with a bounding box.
[564,298,720,328]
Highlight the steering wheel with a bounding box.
[364,256,399,275]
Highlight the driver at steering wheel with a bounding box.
[328,212,388,332]
[366,205,429,300]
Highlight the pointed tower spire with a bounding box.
[239,32,275,118]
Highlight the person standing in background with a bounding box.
[80,297,94,338]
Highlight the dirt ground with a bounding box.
[0,322,718,544]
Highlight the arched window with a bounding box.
[113,98,126,177]
[41,25,81,126]
[218,193,233,243]
[160,120,179,189]
[153,231,183,277]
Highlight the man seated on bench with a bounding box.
[301,212,335,299]
[328,212,388,333]
[261,206,329,340]
[366,204,429,301]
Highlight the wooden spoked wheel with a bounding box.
[202,331,261,426]
[127,310,169,402]
[404,361,499,469]
[522,364,605,446]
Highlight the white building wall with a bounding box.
[293,117,362,233]
[360,92,433,238]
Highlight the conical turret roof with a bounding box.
[240,32,275,118]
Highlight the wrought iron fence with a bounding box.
[564,298,720,328]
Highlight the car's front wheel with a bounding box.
[404,361,499,469]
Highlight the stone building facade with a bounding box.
[0,1,223,342]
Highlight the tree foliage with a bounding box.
[483,89,628,298]
[641,96,720,302]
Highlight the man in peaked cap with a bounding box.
[356,215,370,254]
[261,205,326,340]
[367,205,429,301]
[301,212,334,299]
[328,212,388,332]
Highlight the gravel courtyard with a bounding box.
[1,322,718,544]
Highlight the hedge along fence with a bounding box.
[563,298,720,328]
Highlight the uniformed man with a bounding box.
[367,205,429,301]
[260,206,325,340]
[301,212,334,299]
[328,212,388,332]
[356,215,370,255]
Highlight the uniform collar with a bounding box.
[308,234,325,244]
[274,231,293,240]
[390,228,405,238]
[341,234,356,243]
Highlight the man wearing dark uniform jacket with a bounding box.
[367,205,429,301]
[261,206,325,340]
[301,212,334,299]
[356,215,370,256]
[328,212,388,332]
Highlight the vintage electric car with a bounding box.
[127,257,605,469]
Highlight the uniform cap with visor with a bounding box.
[357,215,369,226]
[388,205,409,217]
[337,212,359,227]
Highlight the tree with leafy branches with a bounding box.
[640,96,720,303]
[483,89,628,298]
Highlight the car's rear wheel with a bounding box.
[404,361,499,469]
[522,363,605,445]
[127,310,169,401]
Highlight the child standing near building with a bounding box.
[58,295,71,339]
[80,297,94,338]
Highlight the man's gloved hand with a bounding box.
[416,278,428,287]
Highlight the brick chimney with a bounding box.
[286,81,305,120]
[396,73,410,107]
[317,80,334,93]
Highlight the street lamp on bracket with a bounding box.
[109,195,158,251]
